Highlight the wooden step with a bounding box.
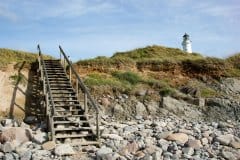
[53,120,88,124]
[55,109,83,112]
[68,141,100,146]
[53,115,86,118]
[55,133,94,139]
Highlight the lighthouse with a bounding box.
[182,33,192,53]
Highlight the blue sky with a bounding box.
[0,0,239,61]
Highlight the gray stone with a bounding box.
[135,102,147,116]
[96,146,113,160]
[54,144,75,156]
[20,150,32,160]
[123,126,138,133]
[101,134,123,141]
[24,116,38,124]
[1,142,13,153]
[32,131,48,144]
[3,153,14,160]
[215,134,234,145]
[157,139,169,151]
[152,150,163,160]
[42,141,56,150]
[222,150,238,160]
[31,150,51,160]
[2,119,13,127]
[182,147,194,156]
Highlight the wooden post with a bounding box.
[69,63,72,82]
[43,77,46,95]
[84,92,88,113]
[76,79,78,98]
[96,112,100,140]
[46,93,49,115]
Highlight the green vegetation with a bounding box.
[159,86,175,96]
[200,87,219,98]
[0,48,52,69]
[112,71,141,85]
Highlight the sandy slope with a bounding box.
[0,63,29,118]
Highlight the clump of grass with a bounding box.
[200,87,218,98]
[112,71,141,85]
[159,86,175,96]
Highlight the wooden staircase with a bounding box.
[38,45,100,146]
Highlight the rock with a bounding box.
[54,144,75,156]
[96,146,113,160]
[156,131,173,139]
[101,98,111,107]
[32,131,48,144]
[215,134,234,145]
[162,97,185,114]
[182,147,194,156]
[3,153,14,160]
[20,150,32,160]
[157,139,169,151]
[135,89,147,96]
[201,138,208,145]
[135,151,145,158]
[1,142,13,153]
[1,119,13,127]
[135,102,147,116]
[166,133,188,144]
[42,141,56,150]
[222,150,238,160]
[0,127,31,144]
[32,150,51,160]
[24,116,38,124]
[187,139,202,149]
[146,101,159,115]
[113,104,125,119]
[178,129,193,135]
[152,150,163,160]
[230,141,240,149]
[123,126,138,133]
[101,134,123,141]
[119,141,138,156]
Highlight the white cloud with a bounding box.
[0,0,117,21]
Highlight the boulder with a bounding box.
[42,141,56,150]
[101,134,123,141]
[215,134,234,146]
[222,150,238,160]
[182,147,194,156]
[230,141,240,149]
[96,146,113,160]
[54,144,75,156]
[187,139,202,149]
[135,102,147,116]
[166,133,189,144]
[32,131,48,144]
[1,142,13,153]
[0,127,31,144]
[20,150,32,160]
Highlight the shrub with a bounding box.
[112,71,141,85]
[159,86,175,96]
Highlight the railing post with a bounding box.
[46,93,49,115]
[96,112,100,140]
[76,79,78,98]
[84,92,88,113]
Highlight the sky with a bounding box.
[0,0,239,61]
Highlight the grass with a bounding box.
[0,48,52,69]
[112,71,141,85]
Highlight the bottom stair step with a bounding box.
[55,133,93,139]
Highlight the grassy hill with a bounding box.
[0,48,52,69]
[76,45,240,97]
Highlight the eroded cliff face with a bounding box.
[0,63,30,119]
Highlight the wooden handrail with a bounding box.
[59,45,100,139]
[37,45,56,115]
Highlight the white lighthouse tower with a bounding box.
[182,33,192,53]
